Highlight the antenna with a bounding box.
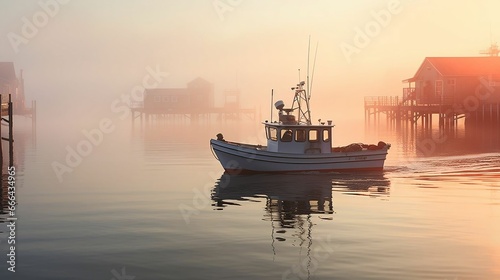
[270,89,274,122]
[307,35,311,102]
[490,22,494,47]
[309,41,319,100]
[289,37,315,125]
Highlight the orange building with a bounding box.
[403,57,500,105]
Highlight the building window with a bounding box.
[488,80,500,86]
[295,129,306,142]
[435,80,443,96]
[308,129,318,142]
[280,129,293,142]
[154,96,161,102]
[322,129,330,142]
[447,79,455,85]
[268,127,277,141]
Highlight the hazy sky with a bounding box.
[1,0,499,123]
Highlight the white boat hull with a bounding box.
[210,139,389,173]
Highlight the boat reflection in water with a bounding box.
[330,172,391,198]
[211,172,390,238]
[212,172,390,207]
[212,173,334,216]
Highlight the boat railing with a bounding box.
[227,141,266,150]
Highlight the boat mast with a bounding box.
[291,81,312,125]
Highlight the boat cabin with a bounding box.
[264,123,333,154]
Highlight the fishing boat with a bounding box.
[210,80,391,173]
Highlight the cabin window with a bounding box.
[268,127,278,141]
[447,79,455,85]
[280,129,293,142]
[154,96,161,102]
[308,129,318,142]
[322,129,330,142]
[295,129,306,142]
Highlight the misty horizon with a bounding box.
[2,1,500,125]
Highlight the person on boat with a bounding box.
[281,130,293,142]
[216,133,226,142]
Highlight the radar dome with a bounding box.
[274,100,285,110]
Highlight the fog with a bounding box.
[1,0,500,126]
[3,3,500,279]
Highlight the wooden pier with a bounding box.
[0,94,15,215]
[131,106,256,124]
[365,95,500,129]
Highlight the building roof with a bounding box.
[144,88,186,95]
[0,62,16,83]
[404,57,500,82]
[187,77,212,88]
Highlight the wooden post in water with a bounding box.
[0,94,3,206]
[33,100,37,147]
[8,94,13,167]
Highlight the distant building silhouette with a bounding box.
[0,62,32,115]
[132,77,255,123]
[143,77,214,113]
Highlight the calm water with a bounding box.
[1,117,499,280]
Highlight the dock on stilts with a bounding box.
[364,95,469,130]
[0,62,37,214]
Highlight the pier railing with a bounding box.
[130,101,144,109]
[364,96,400,107]
[365,94,457,107]
[402,88,416,105]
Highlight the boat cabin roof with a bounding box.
[262,122,334,128]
